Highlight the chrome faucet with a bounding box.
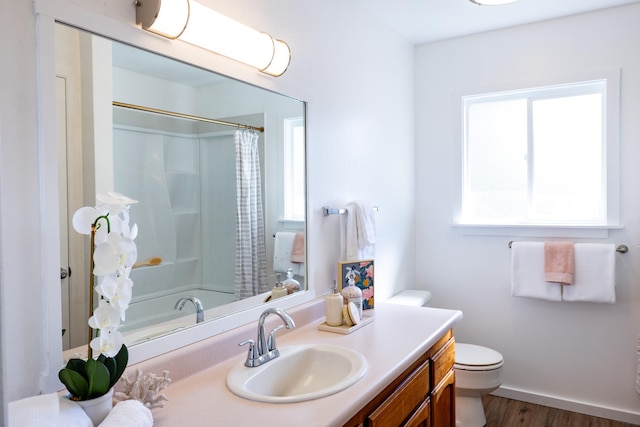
[239,308,295,367]
[174,296,204,323]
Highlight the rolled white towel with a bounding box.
[98,400,153,427]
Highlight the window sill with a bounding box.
[277,219,305,231]
[452,223,623,239]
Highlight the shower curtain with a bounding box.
[234,129,269,300]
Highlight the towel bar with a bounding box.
[508,241,628,254]
[322,206,379,216]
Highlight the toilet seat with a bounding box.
[455,343,504,371]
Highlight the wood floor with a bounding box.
[482,395,639,427]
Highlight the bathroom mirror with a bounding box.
[55,23,307,351]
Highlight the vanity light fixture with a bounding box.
[469,0,519,5]
[135,0,291,76]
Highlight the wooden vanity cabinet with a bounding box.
[343,330,456,427]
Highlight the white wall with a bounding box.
[0,0,49,415]
[415,4,640,422]
[0,0,415,421]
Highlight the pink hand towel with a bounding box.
[544,241,575,285]
[290,232,305,263]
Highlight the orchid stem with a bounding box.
[87,214,110,360]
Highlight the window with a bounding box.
[460,79,617,228]
[283,117,305,221]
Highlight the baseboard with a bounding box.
[491,386,640,425]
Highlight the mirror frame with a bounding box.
[36,0,314,393]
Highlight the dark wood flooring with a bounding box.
[482,395,639,427]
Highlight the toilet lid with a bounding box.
[455,343,503,370]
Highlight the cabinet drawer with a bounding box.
[431,338,455,388]
[404,398,430,427]
[367,360,430,426]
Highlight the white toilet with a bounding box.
[454,343,504,426]
[387,290,504,427]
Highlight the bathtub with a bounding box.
[122,288,235,335]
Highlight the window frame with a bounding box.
[452,69,621,238]
[283,116,306,222]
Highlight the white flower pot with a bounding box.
[76,388,113,426]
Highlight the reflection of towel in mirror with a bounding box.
[340,200,376,260]
[291,232,305,263]
[274,232,304,276]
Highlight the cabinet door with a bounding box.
[431,370,455,427]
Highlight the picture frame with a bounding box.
[337,259,374,310]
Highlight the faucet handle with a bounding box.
[240,339,258,367]
[267,325,285,351]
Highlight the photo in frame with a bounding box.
[337,259,374,310]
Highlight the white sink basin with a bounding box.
[226,344,368,403]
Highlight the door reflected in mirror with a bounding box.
[55,23,306,351]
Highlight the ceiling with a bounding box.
[355,0,640,45]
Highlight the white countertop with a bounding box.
[128,300,462,427]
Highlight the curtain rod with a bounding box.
[112,101,265,133]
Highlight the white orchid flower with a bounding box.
[120,209,138,241]
[110,276,133,321]
[90,326,124,358]
[93,235,120,276]
[117,237,138,273]
[71,206,108,235]
[93,233,138,276]
[96,274,133,321]
[96,192,138,216]
[88,299,121,330]
[127,222,138,241]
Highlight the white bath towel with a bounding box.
[562,243,616,303]
[340,201,376,260]
[8,393,92,427]
[511,241,562,301]
[273,232,304,276]
[98,400,153,427]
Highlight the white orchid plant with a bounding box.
[59,192,138,401]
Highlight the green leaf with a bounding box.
[65,358,87,377]
[108,344,129,389]
[102,357,117,385]
[85,359,111,399]
[58,368,89,399]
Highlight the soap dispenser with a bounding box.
[271,274,288,300]
[325,281,344,326]
[341,269,363,319]
[282,268,301,295]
